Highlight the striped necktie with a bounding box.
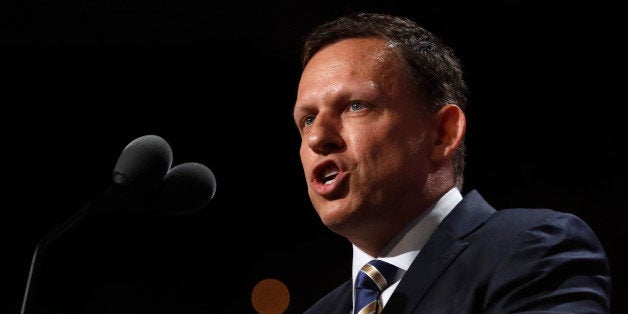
[354,259,398,314]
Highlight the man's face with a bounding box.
[293,37,436,236]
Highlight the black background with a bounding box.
[2,1,626,313]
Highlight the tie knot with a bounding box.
[354,260,398,314]
[356,260,398,292]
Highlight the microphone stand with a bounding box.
[19,185,128,314]
[20,134,173,313]
[20,202,92,314]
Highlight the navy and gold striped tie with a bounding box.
[354,260,398,314]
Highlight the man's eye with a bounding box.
[304,115,315,126]
[349,101,366,112]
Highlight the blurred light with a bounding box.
[251,278,290,314]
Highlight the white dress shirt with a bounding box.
[351,187,463,311]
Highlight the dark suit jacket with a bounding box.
[304,190,611,313]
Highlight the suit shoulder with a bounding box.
[490,207,589,229]
[483,207,605,250]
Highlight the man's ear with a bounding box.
[431,104,466,161]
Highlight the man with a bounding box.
[293,12,611,313]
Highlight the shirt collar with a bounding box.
[352,187,463,280]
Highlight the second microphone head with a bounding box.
[154,162,217,215]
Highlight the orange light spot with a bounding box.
[251,278,290,314]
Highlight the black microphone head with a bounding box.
[154,162,217,215]
[112,135,173,189]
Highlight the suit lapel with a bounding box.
[330,285,352,314]
[384,190,495,313]
[304,280,352,314]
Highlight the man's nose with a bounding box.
[306,114,344,155]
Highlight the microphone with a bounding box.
[154,162,217,215]
[90,134,175,215]
[112,134,173,189]
[20,134,173,314]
